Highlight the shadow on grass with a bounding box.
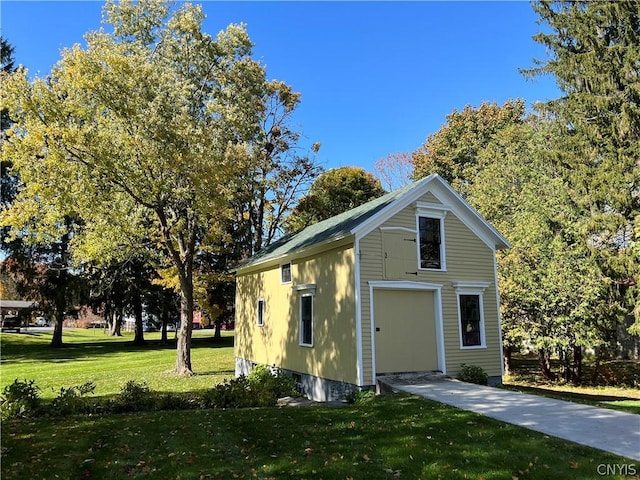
[0,334,234,364]
[2,394,630,480]
[500,383,639,403]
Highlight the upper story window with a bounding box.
[419,217,442,269]
[281,263,292,284]
[415,202,447,271]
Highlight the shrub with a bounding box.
[51,382,96,416]
[457,364,489,385]
[154,392,195,411]
[1,379,41,420]
[202,366,300,409]
[112,380,155,412]
[201,376,254,408]
[247,365,299,400]
[595,361,640,388]
[345,389,375,404]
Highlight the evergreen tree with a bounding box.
[525,0,640,335]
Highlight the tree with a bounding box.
[0,1,294,373]
[86,255,163,344]
[526,0,640,335]
[411,100,526,196]
[0,217,84,347]
[1,36,16,132]
[1,37,82,347]
[227,84,322,257]
[374,152,413,191]
[1,36,18,216]
[471,120,605,381]
[286,167,385,232]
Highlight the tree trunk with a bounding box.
[50,220,71,348]
[51,309,64,348]
[109,309,123,336]
[156,208,195,374]
[161,293,169,345]
[133,291,145,346]
[175,294,193,373]
[175,282,194,375]
[213,318,222,341]
[591,346,602,384]
[503,344,512,375]
[572,345,583,384]
[538,348,556,380]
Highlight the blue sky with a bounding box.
[0,1,560,177]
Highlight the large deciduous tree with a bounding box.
[374,152,413,191]
[0,1,295,373]
[286,167,385,232]
[471,120,605,380]
[411,100,526,196]
[526,0,640,334]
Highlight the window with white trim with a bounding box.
[281,263,292,283]
[418,216,442,269]
[453,282,489,349]
[256,298,265,327]
[415,203,447,271]
[299,293,314,346]
[459,295,482,347]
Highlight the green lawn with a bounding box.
[1,328,234,398]
[1,330,638,479]
[2,393,634,480]
[503,356,640,415]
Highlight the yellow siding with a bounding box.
[235,243,358,384]
[419,191,442,205]
[359,192,502,382]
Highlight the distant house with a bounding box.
[234,174,510,401]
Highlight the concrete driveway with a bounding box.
[379,377,640,461]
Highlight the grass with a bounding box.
[503,355,640,415]
[2,393,635,480]
[0,328,234,398]
[1,331,639,479]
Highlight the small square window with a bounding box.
[281,263,292,283]
[256,299,265,327]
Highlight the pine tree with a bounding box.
[525,1,640,335]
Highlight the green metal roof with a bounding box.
[236,173,510,272]
[237,176,434,270]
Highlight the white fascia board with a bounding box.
[354,237,365,386]
[428,178,511,250]
[352,174,438,239]
[352,174,509,251]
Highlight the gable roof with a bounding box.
[236,174,509,271]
